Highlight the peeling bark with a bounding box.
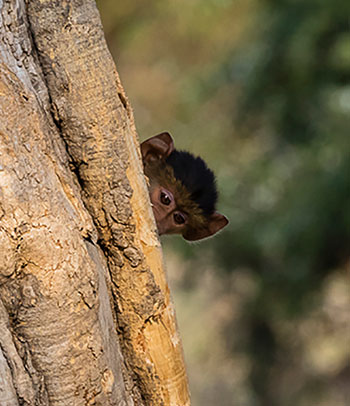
[0,1,190,405]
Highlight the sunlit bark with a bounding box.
[0,1,190,405]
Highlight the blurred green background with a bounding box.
[97,1,350,405]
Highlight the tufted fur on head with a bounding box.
[141,132,228,240]
[166,150,218,217]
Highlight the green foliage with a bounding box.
[98,0,350,404]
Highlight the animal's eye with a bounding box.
[160,191,172,206]
[173,212,186,225]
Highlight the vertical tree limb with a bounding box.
[0,0,190,404]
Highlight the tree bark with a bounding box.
[0,1,190,405]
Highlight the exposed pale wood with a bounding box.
[0,61,129,405]
[0,0,190,404]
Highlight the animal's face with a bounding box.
[148,183,187,236]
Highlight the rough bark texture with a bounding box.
[0,1,190,405]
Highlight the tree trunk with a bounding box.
[0,1,190,405]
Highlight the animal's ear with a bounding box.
[141,133,175,164]
[183,212,229,241]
